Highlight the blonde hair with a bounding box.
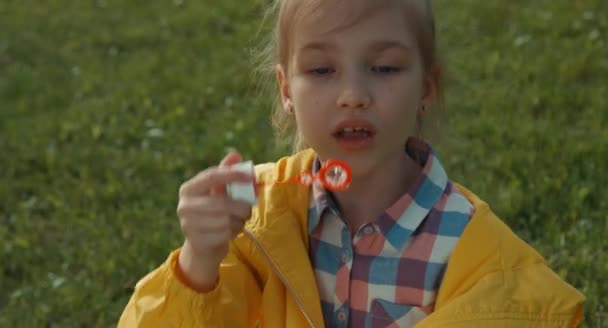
[257,0,443,152]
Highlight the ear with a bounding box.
[276,64,293,113]
[421,65,442,107]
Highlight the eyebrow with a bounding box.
[297,40,413,54]
[297,41,337,53]
[369,40,413,53]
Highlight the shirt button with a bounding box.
[363,226,375,235]
[337,310,347,321]
[342,251,351,263]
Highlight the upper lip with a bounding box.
[332,119,378,136]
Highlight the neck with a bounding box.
[332,153,421,233]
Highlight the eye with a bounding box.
[372,66,402,74]
[308,67,335,75]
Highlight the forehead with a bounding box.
[296,0,387,30]
[291,0,419,51]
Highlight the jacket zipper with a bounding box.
[243,228,317,328]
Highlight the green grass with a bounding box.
[1,0,606,326]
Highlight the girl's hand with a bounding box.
[176,152,253,291]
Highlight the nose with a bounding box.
[336,71,372,110]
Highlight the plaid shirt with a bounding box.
[308,138,474,328]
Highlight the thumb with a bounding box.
[220,151,243,168]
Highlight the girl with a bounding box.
[119,0,584,327]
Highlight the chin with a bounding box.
[348,159,378,179]
[323,152,377,178]
[312,142,381,173]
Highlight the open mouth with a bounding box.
[333,127,375,138]
[332,119,377,138]
[332,120,377,150]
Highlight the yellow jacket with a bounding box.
[119,149,584,327]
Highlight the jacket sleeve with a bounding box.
[118,240,263,328]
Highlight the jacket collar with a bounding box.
[246,149,324,328]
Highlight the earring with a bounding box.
[286,103,294,114]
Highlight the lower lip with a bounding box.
[333,134,375,151]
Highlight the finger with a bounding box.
[219,151,243,168]
[180,212,231,236]
[190,228,232,251]
[230,217,247,237]
[212,152,246,194]
[180,167,252,197]
[178,196,252,221]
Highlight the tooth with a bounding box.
[343,127,354,133]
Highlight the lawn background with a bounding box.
[1,0,606,326]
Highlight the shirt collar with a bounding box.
[308,137,449,249]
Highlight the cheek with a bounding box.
[382,72,424,101]
[376,84,420,113]
[291,79,334,114]
[375,79,421,132]
[291,79,310,105]
[291,82,322,126]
